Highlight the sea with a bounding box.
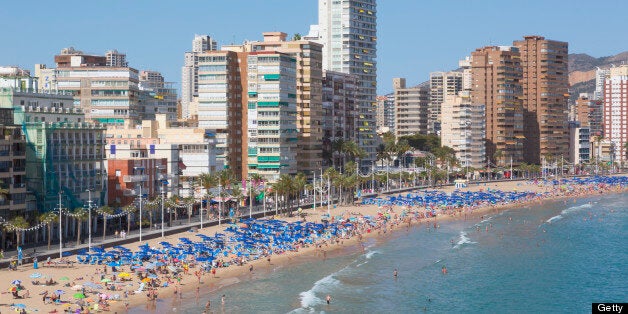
[130,193,628,313]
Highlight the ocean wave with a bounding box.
[364,250,380,259]
[542,203,593,226]
[561,203,592,215]
[546,215,563,223]
[298,273,341,309]
[453,231,477,249]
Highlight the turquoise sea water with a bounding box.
[131,193,628,313]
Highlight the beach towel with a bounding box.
[134,282,145,294]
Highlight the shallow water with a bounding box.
[131,194,628,313]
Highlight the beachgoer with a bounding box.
[393,269,398,278]
[205,300,211,310]
[221,294,225,305]
[326,294,331,304]
[249,264,253,272]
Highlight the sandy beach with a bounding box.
[0,177,625,314]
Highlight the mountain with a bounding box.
[568,51,628,100]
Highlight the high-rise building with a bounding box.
[393,78,430,138]
[139,70,178,121]
[594,68,610,101]
[235,32,324,177]
[440,91,486,169]
[376,94,395,134]
[36,48,140,125]
[603,65,628,163]
[105,50,128,67]
[313,0,377,170]
[322,70,358,167]
[429,71,463,134]
[246,52,298,182]
[193,50,244,178]
[181,35,218,119]
[470,46,524,166]
[514,35,569,164]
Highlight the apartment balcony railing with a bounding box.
[123,174,149,182]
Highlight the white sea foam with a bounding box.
[545,203,592,225]
[453,231,477,249]
[546,215,563,223]
[298,273,341,309]
[364,250,380,259]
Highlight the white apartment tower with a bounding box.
[181,35,218,119]
[603,65,628,164]
[313,0,377,170]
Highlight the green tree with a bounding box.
[98,205,113,242]
[122,205,137,234]
[6,216,29,252]
[39,212,58,250]
[71,208,88,247]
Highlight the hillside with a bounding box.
[568,51,628,101]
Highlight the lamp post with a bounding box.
[160,182,165,238]
[86,189,93,252]
[57,192,64,259]
[218,183,222,226]
[138,184,143,242]
[249,178,253,219]
[262,180,266,216]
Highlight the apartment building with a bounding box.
[139,70,177,121]
[376,94,395,134]
[603,65,628,163]
[429,71,463,134]
[514,36,569,164]
[246,52,298,182]
[393,78,430,138]
[35,48,140,125]
[0,85,106,211]
[470,46,524,166]
[313,0,378,170]
[181,35,218,119]
[0,108,27,217]
[322,70,358,168]
[237,32,324,177]
[440,91,486,169]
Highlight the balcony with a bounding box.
[123,174,148,182]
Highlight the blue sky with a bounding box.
[1,0,626,94]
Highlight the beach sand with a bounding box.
[0,178,623,313]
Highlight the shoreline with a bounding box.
[0,177,625,314]
[122,178,628,313]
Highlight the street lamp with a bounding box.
[248,177,253,219]
[57,192,65,259]
[85,189,93,252]
[133,167,144,242]
[160,182,165,238]
[218,183,222,226]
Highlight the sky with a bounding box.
[1,0,627,95]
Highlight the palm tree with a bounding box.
[39,212,58,250]
[274,175,293,214]
[0,186,8,203]
[144,198,159,229]
[376,143,388,168]
[293,173,308,207]
[98,205,113,242]
[7,216,29,252]
[122,205,137,234]
[72,208,88,247]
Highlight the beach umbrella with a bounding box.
[11,279,21,285]
[73,293,86,299]
[8,287,17,292]
[117,272,131,278]
[141,278,151,283]
[11,304,26,309]
[59,276,70,281]
[147,274,158,279]
[30,273,42,279]
[54,289,65,295]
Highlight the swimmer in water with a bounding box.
[326,294,332,304]
[393,269,398,278]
